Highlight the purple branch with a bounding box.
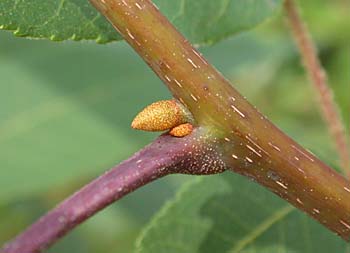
[1,133,202,253]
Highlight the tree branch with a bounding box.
[284,0,350,177]
[3,1,350,252]
[2,131,221,253]
[88,0,350,240]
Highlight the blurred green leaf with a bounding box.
[0,0,282,45]
[136,173,347,253]
[0,32,169,202]
[0,0,120,43]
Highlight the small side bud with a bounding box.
[169,123,193,137]
[131,99,192,132]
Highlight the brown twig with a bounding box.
[3,1,350,252]
[284,0,350,177]
[88,0,350,240]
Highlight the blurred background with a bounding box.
[0,1,349,252]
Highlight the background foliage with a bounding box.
[137,173,346,253]
[0,0,349,252]
[0,0,281,45]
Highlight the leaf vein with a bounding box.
[228,205,294,253]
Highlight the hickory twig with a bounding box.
[3,1,350,252]
[88,0,350,240]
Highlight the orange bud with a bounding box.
[131,99,190,132]
[169,123,193,137]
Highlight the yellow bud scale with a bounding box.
[169,123,193,137]
[131,99,193,137]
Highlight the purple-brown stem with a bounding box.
[284,0,350,177]
[2,131,224,253]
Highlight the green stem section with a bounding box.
[90,0,350,240]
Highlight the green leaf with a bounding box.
[0,31,168,202]
[0,0,121,43]
[0,0,282,45]
[136,172,347,253]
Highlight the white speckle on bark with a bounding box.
[340,220,350,229]
[291,145,315,162]
[125,28,135,39]
[297,168,305,174]
[230,105,245,118]
[187,58,198,69]
[268,142,281,152]
[174,79,182,87]
[246,144,262,157]
[190,93,198,102]
[135,2,143,9]
[296,198,303,205]
[164,75,171,82]
[245,157,253,163]
[276,181,288,189]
